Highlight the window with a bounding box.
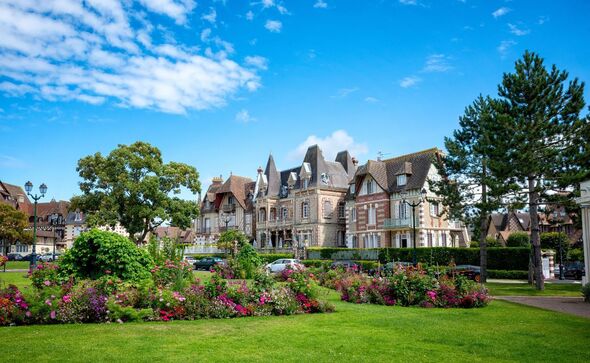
[397,174,406,186]
[323,200,333,218]
[270,208,276,221]
[338,203,345,219]
[368,205,376,225]
[366,179,374,194]
[427,232,433,247]
[228,196,234,205]
[400,234,408,248]
[350,184,356,194]
[16,244,28,253]
[442,233,447,247]
[303,178,309,189]
[281,207,288,220]
[302,202,309,219]
[398,202,409,219]
[430,202,440,217]
[352,208,357,222]
[259,208,266,222]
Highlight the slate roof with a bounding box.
[201,180,223,213]
[260,144,355,198]
[153,226,194,243]
[214,174,254,210]
[0,181,32,214]
[488,212,531,232]
[354,148,441,193]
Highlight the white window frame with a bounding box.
[366,179,374,194]
[397,174,406,186]
[352,208,357,222]
[302,202,309,219]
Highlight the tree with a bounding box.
[430,95,510,283]
[0,203,32,256]
[493,51,586,289]
[217,230,249,257]
[71,142,201,244]
[506,232,530,248]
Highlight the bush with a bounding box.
[59,229,154,283]
[568,248,584,262]
[485,237,502,248]
[29,262,65,289]
[487,270,528,280]
[506,232,530,248]
[469,241,479,248]
[541,232,570,255]
[234,244,263,279]
[257,253,294,264]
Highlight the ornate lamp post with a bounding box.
[400,188,427,266]
[24,181,47,269]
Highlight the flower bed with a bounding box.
[315,265,490,308]
[0,263,333,326]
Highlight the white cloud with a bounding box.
[538,16,549,25]
[200,28,212,42]
[422,54,452,73]
[497,40,517,57]
[246,10,254,21]
[364,97,379,103]
[235,109,256,123]
[508,23,530,36]
[399,0,417,5]
[245,55,269,70]
[202,7,217,23]
[492,7,511,18]
[262,0,275,8]
[265,20,282,33]
[0,1,261,114]
[139,0,196,25]
[314,0,328,9]
[288,130,368,161]
[332,87,359,98]
[399,76,421,88]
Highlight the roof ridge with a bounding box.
[380,147,440,162]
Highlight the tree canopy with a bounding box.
[0,203,32,253]
[71,141,201,244]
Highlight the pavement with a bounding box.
[496,296,590,319]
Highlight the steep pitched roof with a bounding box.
[356,160,388,191]
[301,145,329,188]
[153,226,194,243]
[264,154,281,197]
[215,174,254,210]
[383,148,440,193]
[0,181,32,214]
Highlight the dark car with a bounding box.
[380,261,413,274]
[564,262,585,280]
[194,257,223,271]
[330,260,358,270]
[7,253,23,261]
[451,265,481,281]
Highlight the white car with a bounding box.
[265,259,304,273]
[184,256,197,265]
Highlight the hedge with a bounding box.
[301,259,379,271]
[307,247,530,271]
[257,253,294,264]
[487,270,529,280]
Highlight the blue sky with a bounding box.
[1,0,589,202]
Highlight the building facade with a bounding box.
[254,145,356,249]
[346,148,469,248]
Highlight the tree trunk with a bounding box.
[528,176,544,290]
[479,176,488,283]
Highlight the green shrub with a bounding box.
[568,248,584,262]
[541,232,570,255]
[470,241,480,248]
[506,232,530,247]
[59,229,154,283]
[485,237,502,248]
[355,260,379,271]
[301,260,330,269]
[487,270,528,280]
[235,244,263,279]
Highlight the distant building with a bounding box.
[153,226,195,244]
[347,148,469,248]
[254,145,356,249]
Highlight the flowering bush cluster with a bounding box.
[0,269,333,326]
[150,259,193,290]
[0,255,7,267]
[318,265,490,309]
[29,262,64,289]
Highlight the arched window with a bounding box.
[259,208,266,222]
[323,200,333,218]
[302,201,309,219]
[270,208,277,221]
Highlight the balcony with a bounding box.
[222,204,236,213]
[383,218,412,230]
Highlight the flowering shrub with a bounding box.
[29,262,64,289]
[322,264,490,309]
[151,259,193,290]
[0,269,333,326]
[0,255,7,267]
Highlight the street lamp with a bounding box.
[24,181,47,269]
[401,187,427,266]
[220,212,232,231]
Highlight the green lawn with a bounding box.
[3,261,30,270]
[0,287,588,362]
[486,282,582,297]
[0,271,30,290]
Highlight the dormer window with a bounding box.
[366,179,374,194]
[228,196,234,205]
[303,178,309,189]
[397,174,407,186]
[350,184,356,194]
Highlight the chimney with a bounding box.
[352,157,359,166]
[212,175,223,184]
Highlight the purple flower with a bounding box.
[50,310,56,319]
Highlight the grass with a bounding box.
[0,271,30,290]
[0,276,588,362]
[486,282,582,297]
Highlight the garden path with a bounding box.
[496,296,590,319]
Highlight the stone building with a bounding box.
[194,175,256,242]
[346,148,469,248]
[254,145,356,249]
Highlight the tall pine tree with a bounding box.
[494,51,586,290]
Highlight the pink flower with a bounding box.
[62,295,72,303]
[25,311,31,317]
[50,310,56,319]
[45,299,52,306]
[44,280,51,286]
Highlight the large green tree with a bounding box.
[430,95,511,283]
[71,141,201,244]
[494,51,586,289]
[0,203,32,255]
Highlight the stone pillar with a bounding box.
[575,180,590,285]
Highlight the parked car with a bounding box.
[265,259,303,273]
[194,257,224,271]
[330,260,358,270]
[564,262,585,280]
[38,254,61,263]
[184,256,197,265]
[450,265,481,281]
[7,253,23,261]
